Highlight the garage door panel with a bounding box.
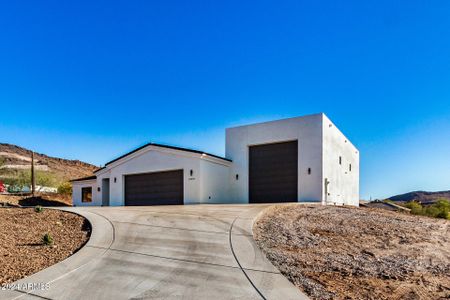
[125,170,183,206]
[249,141,298,203]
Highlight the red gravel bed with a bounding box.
[0,208,90,285]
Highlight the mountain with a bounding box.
[0,143,97,187]
[388,190,450,205]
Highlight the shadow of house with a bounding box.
[18,196,69,207]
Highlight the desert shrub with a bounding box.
[3,170,59,191]
[6,170,30,191]
[57,182,72,195]
[42,233,53,245]
[35,171,59,187]
[405,199,450,219]
[404,201,423,215]
[34,205,44,213]
[434,199,450,219]
[424,205,441,218]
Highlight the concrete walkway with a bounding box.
[3,204,307,300]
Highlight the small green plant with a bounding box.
[42,233,53,245]
[34,205,44,213]
[404,201,423,215]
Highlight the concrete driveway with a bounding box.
[3,204,307,300]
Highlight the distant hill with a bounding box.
[0,143,97,188]
[388,190,450,205]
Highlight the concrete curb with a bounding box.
[230,206,309,300]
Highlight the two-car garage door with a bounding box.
[124,170,183,206]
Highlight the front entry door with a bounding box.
[102,178,110,206]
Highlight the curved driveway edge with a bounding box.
[1,205,307,300]
[2,208,114,300]
[229,206,309,300]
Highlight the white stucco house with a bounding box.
[72,113,359,207]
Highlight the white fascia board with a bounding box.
[72,179,96,185]
[199,153,232,167]
[94,167,110,176]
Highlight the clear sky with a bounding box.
[1,1,449,199]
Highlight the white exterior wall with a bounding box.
[199,160,230,203]
[73,113,359,207]
[107,150,201,206]
[322,114,359,206]
[95,170,112,206]
[72,180,99,206]
[226,114,324,203]
[73,146,231,206]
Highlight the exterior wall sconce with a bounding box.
[190,169,194,176]
[114,177,117,183]
[307,168,311,175]
[235,174,239,180]
[97,187,101,192]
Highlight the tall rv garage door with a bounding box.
[249,141,298,203]
[124,170,183,206]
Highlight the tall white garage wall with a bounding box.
[226,113,324,203]
[322,114,359,206]
[105,149,202,206]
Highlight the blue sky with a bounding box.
[1,1,449,199]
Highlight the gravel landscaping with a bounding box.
[0,208,90,285]
[253,204,450,300]
[0,193,71,207]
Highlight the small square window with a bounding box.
[82,187,92,203]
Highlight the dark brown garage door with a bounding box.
[124,170,183,206]
[249,141,298,203]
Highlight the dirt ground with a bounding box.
[0,193,72,207]
[0,208,90,285]
[253,205,450,300]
